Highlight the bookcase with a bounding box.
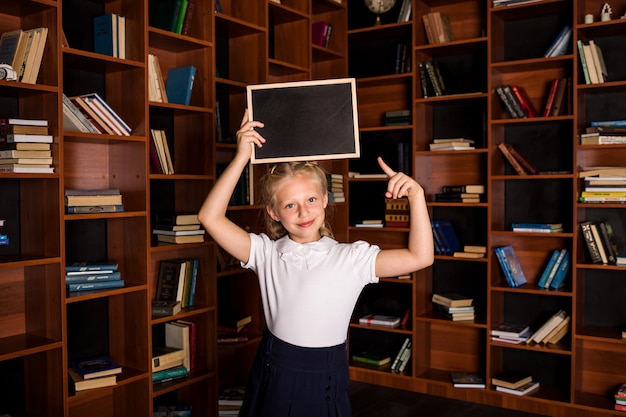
[345,0,626,416]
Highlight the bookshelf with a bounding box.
[346,0,626,416]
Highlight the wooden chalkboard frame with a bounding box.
[246,78,360,164]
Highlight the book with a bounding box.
[359,314,401,328]
[157,234,205,244]
[537,249,561,288]
[165,321,191,372]
[64,194,123,207]
[80,93,131,135]
[155,260,187,302]
[494,246,527,287]
[68,368,117,391]
[0,142,50,151]
[166,65,196,105]
[152,346,185,372]
[491,322,530,338]
[550,77,568,116]
[431,293,473,308]
[504,144,538,174]
[589,40,607,83]
[509,85,537,117]
[390,337,410,372]
[67,279,124,292]
[66,204,124,213]
[498,142,527,175]
[450,372,486,388]
[577,39,591,84]
[154,212,200,226]
[219,311,252,329]
[152,229,205,236]
[0,149,50,158]
[94,13,119,57]
[65,261,118,273]
[496,381,540,396]
[0,123,47,135]
[151,300,182,317]
[0,118,47,126]
[544,26,571,57]
[580,221,603,264]
[597,221,617,264]
[512,223,562,233]
[0,133,53,143]
[440,184,485,194]
[65,271,122,283]
[431,219,461,255]
[218,386,246,406]
[391,339,412,373]
[548,250,570,289]
[21,27,48,84]
[0,29,28,73]
[69,356,122,380]
[152,365,188,383]
[351,353,391,367]
[491,371,533,389]
[543,315,570,344]
[311,21,331,48]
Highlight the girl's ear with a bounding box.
[266,205,280,222]
[323,191,328,209]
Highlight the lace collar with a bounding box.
[275,235,337,270]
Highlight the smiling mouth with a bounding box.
[298,220,314,228]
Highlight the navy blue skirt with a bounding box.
[238,329,351,417]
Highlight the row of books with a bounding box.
[351,337,411,374]
[94,13,126,59]
[150,129,174,174]
[422,12,453,45]
[384,109,410,126]
[0,27,48,84]
[0,118,54,173]
[417,60,447,98]
[434,183,484,203]
[327,172,345,203]
[62,92,132,136]
[65,260,124,293]
[580,220,620,265]
[150,0,197,36]
[577,39,608,84]
[527,309,570,345]
[431,218,461,255]
[497,142,539,175]
[312,21,332,48]
[64,188,124,214]
[394,43,411,74]
[154,258,199,309]
[148,54,168,103]
[429,138,475,152]
[537,248,570,289]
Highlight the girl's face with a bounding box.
[266,173,328,244]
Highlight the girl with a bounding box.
[198,110,434,417]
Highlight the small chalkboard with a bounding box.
[247,78,360,164]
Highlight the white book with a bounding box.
[165,321,191,372]
[1,134,53,143]
[529,310,567,344]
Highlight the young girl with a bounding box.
[198,110,434,417]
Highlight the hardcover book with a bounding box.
[450,372,486,388]
[166,65,197,105]
[69,355,122,380]
[359,314,401,328]
[495,246,527,287]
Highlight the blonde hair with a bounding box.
[259,161,334,240]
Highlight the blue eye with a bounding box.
[308,197,316,203]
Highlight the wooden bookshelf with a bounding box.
[346,0,626,416]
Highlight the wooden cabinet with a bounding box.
[347,0,626,416]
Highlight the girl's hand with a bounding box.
[236,109,266,159]
[378,156,424,199]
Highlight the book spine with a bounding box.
[505,145,538,174]
[590,223,608,264]
[597,221,617,264]
[543,249,567,288]
[496,86,520,119]
[390,338,410,371]
[580,221,602,263]
[65,271,122,283]
[502,85,526,118]
[497,142,527,175]
[549,250,571,289]
[494,247,515,287]
[152,366,188,382]
[537,250,560,288]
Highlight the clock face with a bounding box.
[364,0,396,14]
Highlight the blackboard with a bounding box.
[246,78,360,164]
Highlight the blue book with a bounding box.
[66,261,118,273]
[543,248,567,288]
[494,247,515,287]
[166,65,196,105]
[433,219,460,255]
[94,13,117,57]
[70,355,122,379]
[549,250,570,289]
[590,120,626,127]
[67,279,125,292]
[537,250,561,288]
[500,245,527,287]
[65,271,122,284]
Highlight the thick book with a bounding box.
[65,194,123,206]
[93,13,118,57]
[69,356,122,380]
[152,365,188,383]
[154,212,200,226]
[496,381,540,396]
[491,370,533,389]
[450,372,486,388]
[152,346,185,372]
[66,204,124,213]
[157,234,205,244]
[431,219,461,255]
[431,293,473,308]
[359,314,401,328]
[495,246,527,287]
[537,249,561,288]
[548,250,570,289]
[65,271,122,284]
[580,221,603,263]
[351,352,391,367]
[165,321,191,372]
[155,260,186,302]
[166,65,197,105]
[491,322,530,338]
[0,133,53,143]
[66,261,118,273]
[151,300,182,317]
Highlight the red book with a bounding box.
[510,85,537,117]
[505,143,538,174]
[550,78,568,116]
[542,78,560,117]
[312,21,330,47]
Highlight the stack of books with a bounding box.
[153,224,204,245]
[218,386,246,416]
[577,39,607,84]
[615,383,626,412]
[150,128,174,174]
[0,27,48,84]
[580,221,619,265]
[431,293,473,321]
[65,261,124,293]
[580,120,626,145]
[579,172,626,203]
[384,109,411,126]
[385,197,409,228]
[453,245,487,259]
[429,138,475,151]
[152,346,186,380]
[491,322,531,344]
[327,173,345,203]
[68,355,122,392]
[450,372,486,388]
[526,309,570,345]
[537,248,571,289]
[217,311,252,344]
[434,184,484,203]
[491,371,539,396]
[69,93,132,136]
[494,245,527,287]
[497,142,539,175]
[431,219,461,255]
[0,118,53,173]
[94,13,126,58]
[64,188,124,214]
